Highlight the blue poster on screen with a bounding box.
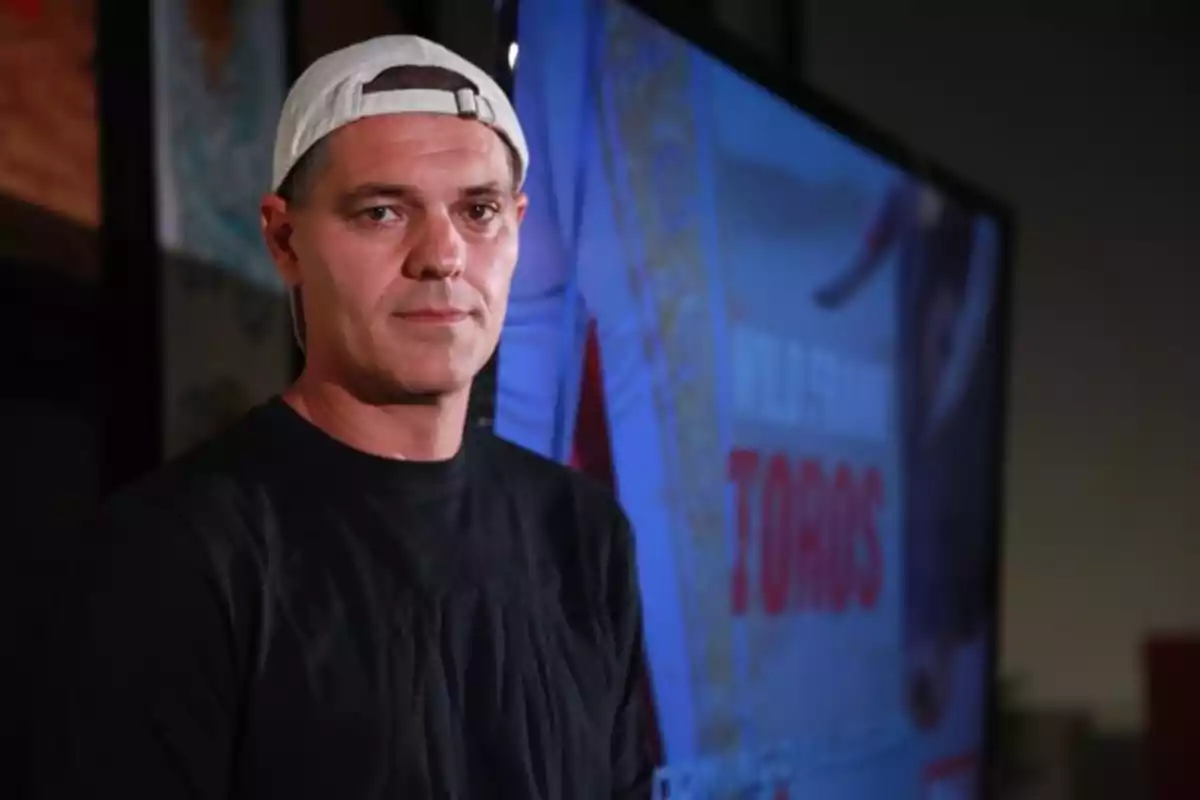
[496,1,1005,797]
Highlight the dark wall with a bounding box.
[805,0,1200,737]
[0,256,101,797]
[293,0,405,69]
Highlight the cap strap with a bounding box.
[357,88,496,125]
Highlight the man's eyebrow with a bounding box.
[337,182,512,206]
[338,183,423,207]
[460,182,508,199]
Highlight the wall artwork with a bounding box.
[0,0,98,227]
[152,0,291,457]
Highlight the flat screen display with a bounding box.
[496,1,1008,796]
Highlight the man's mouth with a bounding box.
[393,308,470,324]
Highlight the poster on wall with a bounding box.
[152,0,291,457]
[497,0,1007,797]
[0,0,98,228]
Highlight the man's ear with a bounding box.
[261,194,301,286]
[514,191,529,225]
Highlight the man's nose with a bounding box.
[404,209,466,281]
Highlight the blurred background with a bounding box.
[1,1,1197,798]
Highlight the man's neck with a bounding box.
[283,373,469,462]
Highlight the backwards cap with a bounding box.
[272,35,528,191]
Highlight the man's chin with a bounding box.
[366,370,475,406]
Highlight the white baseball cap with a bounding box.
[272,35,529,192]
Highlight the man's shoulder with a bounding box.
[98,406,280,542]
[473,431,628,527]
[473,433,638,608]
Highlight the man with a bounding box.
[31,36,652,799]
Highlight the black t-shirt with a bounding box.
[31,398,653,799]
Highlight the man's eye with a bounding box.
[361,207,400,223]
[465,203,499,223]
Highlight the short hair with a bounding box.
[275,64,521,206]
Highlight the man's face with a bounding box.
[263,113,527,401]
